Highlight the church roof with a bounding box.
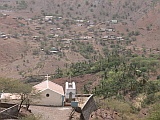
[33,80,64,95]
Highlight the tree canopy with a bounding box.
[0,77,32,94]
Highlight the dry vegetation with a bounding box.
[0,0,160,79]
[0,0,160,119]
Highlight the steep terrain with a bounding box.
[0,0,160,120]
[0,0,159,79]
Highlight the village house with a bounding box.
[111,20,118,24]
[102,36,109,40]
[108,35,116,40]
[87,20,95,27]
[50,28,54,30]
[50,47,59,53]
[57,16,62,19]
[57,27,61,30]
[1,34,7,39]
[32,36,40,41]
[116,36,123,40]
[33,75,64,106]
[35,26,41,30]
[80,36,93,40]
[53,34,59,38]
[47,20,53,24]
[99,28,106,32]
[0,13,8,18]
[106,28,115,32]
[75,20,84,23]
[44,16,53,21]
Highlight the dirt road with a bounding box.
[30,106,72,120]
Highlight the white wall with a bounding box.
[65,82,76,99]
[65,89,76,99]
[33,89,63,106]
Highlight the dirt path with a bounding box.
[30,106,72,120]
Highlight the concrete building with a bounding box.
[65,82,76,102]
[44,16,53,21]
[33,79,64,106]
[111,20,118,24]
[50,47,59,53]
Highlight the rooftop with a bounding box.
[33,80,64,95]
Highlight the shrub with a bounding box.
[146,103,160,120]
[157,75,160,80]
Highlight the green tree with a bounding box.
[0,78,40,111]
[85,1,89,5]
[54,67,63,78]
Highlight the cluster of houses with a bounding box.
[0,12,123,56]
[102,35,124,40]
[0,32,10,40]
[31,15,121,43]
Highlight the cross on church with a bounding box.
[45,74,50,81]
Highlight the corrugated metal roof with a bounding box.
[33,80,64,95]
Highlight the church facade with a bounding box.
[33,80,64,106]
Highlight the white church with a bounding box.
[33,80,64,106]
[32,75,76,106]
[0,74,76,107]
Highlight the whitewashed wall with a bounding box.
[33,89,64,106]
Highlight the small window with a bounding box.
[46,94,49,97]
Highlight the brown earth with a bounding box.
[53,74,100,94]
[0,0,159,79]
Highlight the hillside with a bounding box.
[0,0,159,79]
[0,0,160,120]
[0,0,160,79]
